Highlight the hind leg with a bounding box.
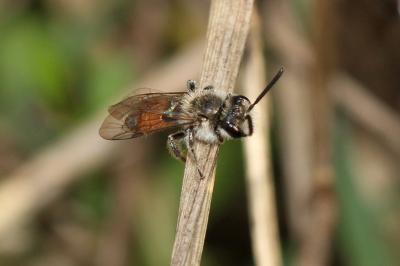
[187,80,215,92]
[187,80,198,92]
[167,132,187,163]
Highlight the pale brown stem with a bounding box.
[295,1,337,265]
[171,0,254,265]
[242,13,282,266]
[264,0,314,242]
[265,0,337,265]
[95,145,146,266]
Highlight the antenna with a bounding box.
[247,67,284,112]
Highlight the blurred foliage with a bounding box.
[0,10,135,151]
[334,115,398,266]
[0,0,399,266]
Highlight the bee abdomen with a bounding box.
[125,115,138,129]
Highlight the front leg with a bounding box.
[215,127,225,143]
[244,115,253,136]
[186,128,205,179]
[186,128,197,161]
[215,93,232,118]
[167,132,187,163]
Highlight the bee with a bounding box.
[99,68,284,175]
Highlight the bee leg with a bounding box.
[167,132,187,163]
[215,93,232,117]
[233,115,253,137]
[244,115,253,136]
[203,85,214,90]
[186,128,205,179]
[187,80,198,92]
[215,127,224,143]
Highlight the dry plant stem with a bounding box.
[242,13,281,266]
[95,147,144,266]
[266,0,400,156]
[0,43,203,246]
[171,0,254,265]
[267,4,400,264]
[266,0,337,265]
[274,73,313,239]
[296,1,337,265]
[264,0,313,242]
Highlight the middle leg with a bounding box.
[167,131,187,163]
[186,128,205,178]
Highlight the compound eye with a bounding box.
[241,96,251,103]
[236,95,250,105]
[233,95,250,105]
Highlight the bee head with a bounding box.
[232,95,251,114]
[218,95,252,138]
[218,68,284,139]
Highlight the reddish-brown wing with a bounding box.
[99,92,194,140]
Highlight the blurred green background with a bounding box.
[0,0,400,266]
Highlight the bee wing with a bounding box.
[107,91,185,119]
[99,92,194,140]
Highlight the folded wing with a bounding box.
[99,92,194,140]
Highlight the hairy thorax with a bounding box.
[181,90,227,144]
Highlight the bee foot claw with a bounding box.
[197,168,205,179]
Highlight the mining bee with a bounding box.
[99,68,284,175]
